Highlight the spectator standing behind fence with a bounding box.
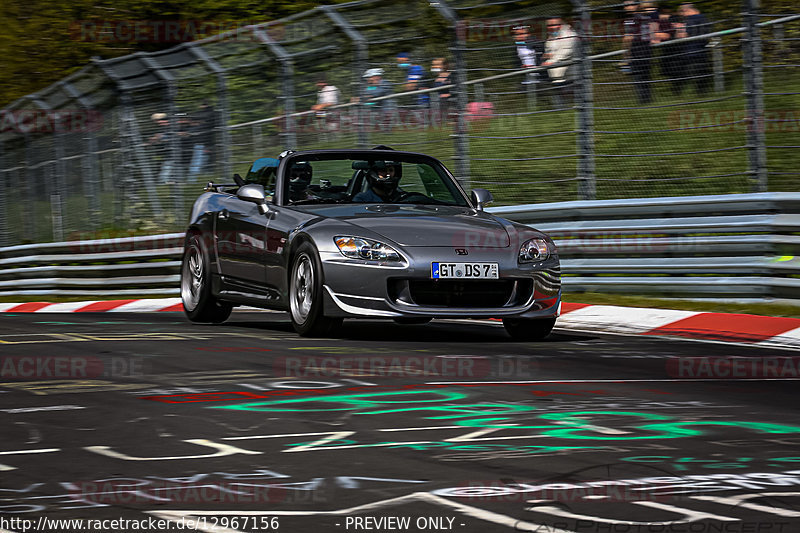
[361,68,392,107]
[188,103,215,177]
[311,78,340,131]
[678,2,712,95]
[312,78,340,113]
[624,0,656,104]
[353,68,394,130]
[542,17,578,108]
[148,112,177,184]
[397,53,429,107]
[653,8,685,96]
[431,58,452,122]
[512,24,541,87]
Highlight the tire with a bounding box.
[289,242,342,337]
[503,317,557,341]
[181,234,232,324]
[393,317,433,325]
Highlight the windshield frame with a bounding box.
[275,150,473,208]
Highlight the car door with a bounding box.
[214,160,277,291]
[214,195,269,289]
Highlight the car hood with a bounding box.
[302,204,511,248]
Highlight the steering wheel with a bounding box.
[395,191,431,203]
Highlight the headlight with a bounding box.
[334,236,403,262]
[519,238,550,263]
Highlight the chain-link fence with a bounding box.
[0,0,797,246]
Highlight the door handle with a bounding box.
[218,210,229,221]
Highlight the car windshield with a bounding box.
[282,154,469,207]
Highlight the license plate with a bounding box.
[431,262,498,279]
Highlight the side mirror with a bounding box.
[237,183,270,215]
[470,188,494,211]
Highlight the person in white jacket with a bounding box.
[542,17,578,106]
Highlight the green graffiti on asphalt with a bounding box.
[214,388,800,443]
[217,389,470,412]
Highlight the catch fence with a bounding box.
[0,0,797,246]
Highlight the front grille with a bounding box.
[390,279,533,308]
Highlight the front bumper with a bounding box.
[319,247,561,319]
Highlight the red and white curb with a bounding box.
[558,302,800,350]
[1,299,800,350]
[0,298,185,313]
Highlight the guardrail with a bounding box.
[0,233,184,297]
[2,193,800,300]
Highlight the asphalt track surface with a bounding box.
[1,311,799,533]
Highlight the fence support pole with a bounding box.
[139,55,184,218]
[712,40,725,93]
[253,28,296,150]
[0,141,7,247]
[432,0,470,189]
[187,45,233,179]
[573,0,596,201]
[322,7,369,148]
[52,131,66,242]
[743,0,767,192]
[61,81,101,230]
[23,133,36,242]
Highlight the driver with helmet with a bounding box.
[353,161,404,203]
[287,161,316,203]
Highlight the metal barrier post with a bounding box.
[52,130,66,242]
[23,133,36,242]
[29,97,66,241]
[139,56,184,218]
[253,28,296,150]
[0,141,7,247]
[187,45,233,179]
[118,90,147,226]
[574,0,596,201]
[432,1,470,188]
[743,0,767,192]
[712,40,725,93]
[322,7,368,148]
[61,81,101,230]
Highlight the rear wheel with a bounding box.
[289,242,342,337]
[181,234,232,323]
[503,317,557,341]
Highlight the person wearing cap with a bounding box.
[512,24,543,87]
[356,68,392,107]
[354,68,395,130]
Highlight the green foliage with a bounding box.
[0,0,318,107]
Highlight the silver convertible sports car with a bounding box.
[180,148,561,339]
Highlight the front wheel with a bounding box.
[289,243,342,337]
[503,317,557,341]
[181,234,232,323]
